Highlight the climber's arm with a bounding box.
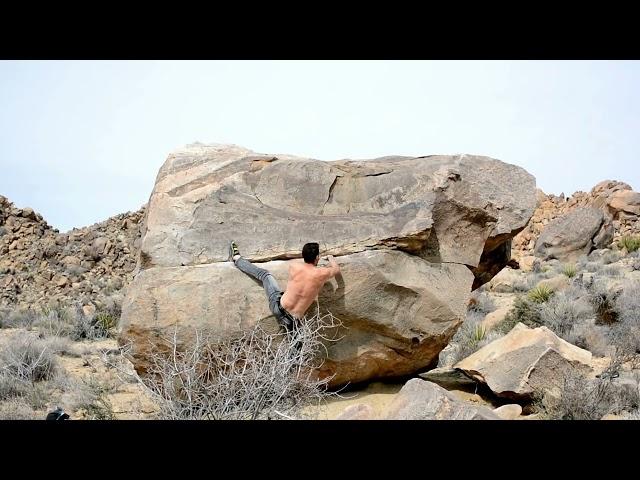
[318,255,340,281]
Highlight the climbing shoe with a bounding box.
[229,241,241,262]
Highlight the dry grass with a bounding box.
[601,250,622,265]
[1,300,122,341]
[609,280,640,361]
[0,332,58,382]
[534,369,640,420]
[561,264,577,278]
[618,236,640,253]
[467,291,496,315]
[496,296,542,334]
[137,309,345,420]
[536,285,593,337]
[0,399,40,420]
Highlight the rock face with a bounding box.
[138,145,535,272]
[608,190,640,217]
[120,143,537,387]
[454,323,593,399]
[384,378,500,420]
[534,207,611,261]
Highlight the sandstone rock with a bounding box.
[89,237,109,259]
[139,144,535,274]
[608,190,640,217]
[120,144,536,386]
[534,207,609,261]
[536,274,570,293]
[518,255,540,272]
[454,323,593,399]
[482,304,514,331]
[593,220,614,249]
[122,219,137,230]
[418,366,477,388]
[486,267,523,293]
[493,404,523,419]
[20,207,37,220]
[121,250,474,386]
[53,274,69,287]
[62,255,81,266]
[384,378,500,420]
[591,180,632,197]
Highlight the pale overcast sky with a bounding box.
[1,60,638,232]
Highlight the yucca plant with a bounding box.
[528,284,554,303]
[468,324,487,344]
[561,264,577,278]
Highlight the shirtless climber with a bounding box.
[229,241,340,332]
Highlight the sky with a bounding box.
[1,60,638,232]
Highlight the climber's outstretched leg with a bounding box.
[229,241,297,332]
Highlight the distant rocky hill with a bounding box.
[0,194,146,312]
[513,180,640,261]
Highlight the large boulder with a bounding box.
[534,207,612,261]
[120,143,536,386]
[607,190,640,217]
[454,323,593,399]
[384,378,500,420]
[121,250,474,386]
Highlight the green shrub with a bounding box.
[497,297,542,334]
[528,284,554,303]
[618,236,640,253]
[561,264,577,278]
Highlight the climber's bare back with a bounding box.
[280,258,339,319]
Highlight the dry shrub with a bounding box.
[139,309,345,420]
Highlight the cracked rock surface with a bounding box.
[120,143,536,386]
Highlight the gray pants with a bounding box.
[234,256,298,332]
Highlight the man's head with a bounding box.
[302,242,320,265]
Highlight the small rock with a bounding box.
[493,404,523,419]
[53,274,69,287]
[385,379,500,420]
[419,367,477,388]
[335,403,375,420]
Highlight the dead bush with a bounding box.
[534,368,640,420]
[0,332,57,382]
[139,309,344,420]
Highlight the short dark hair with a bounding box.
[302,243,320,264]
